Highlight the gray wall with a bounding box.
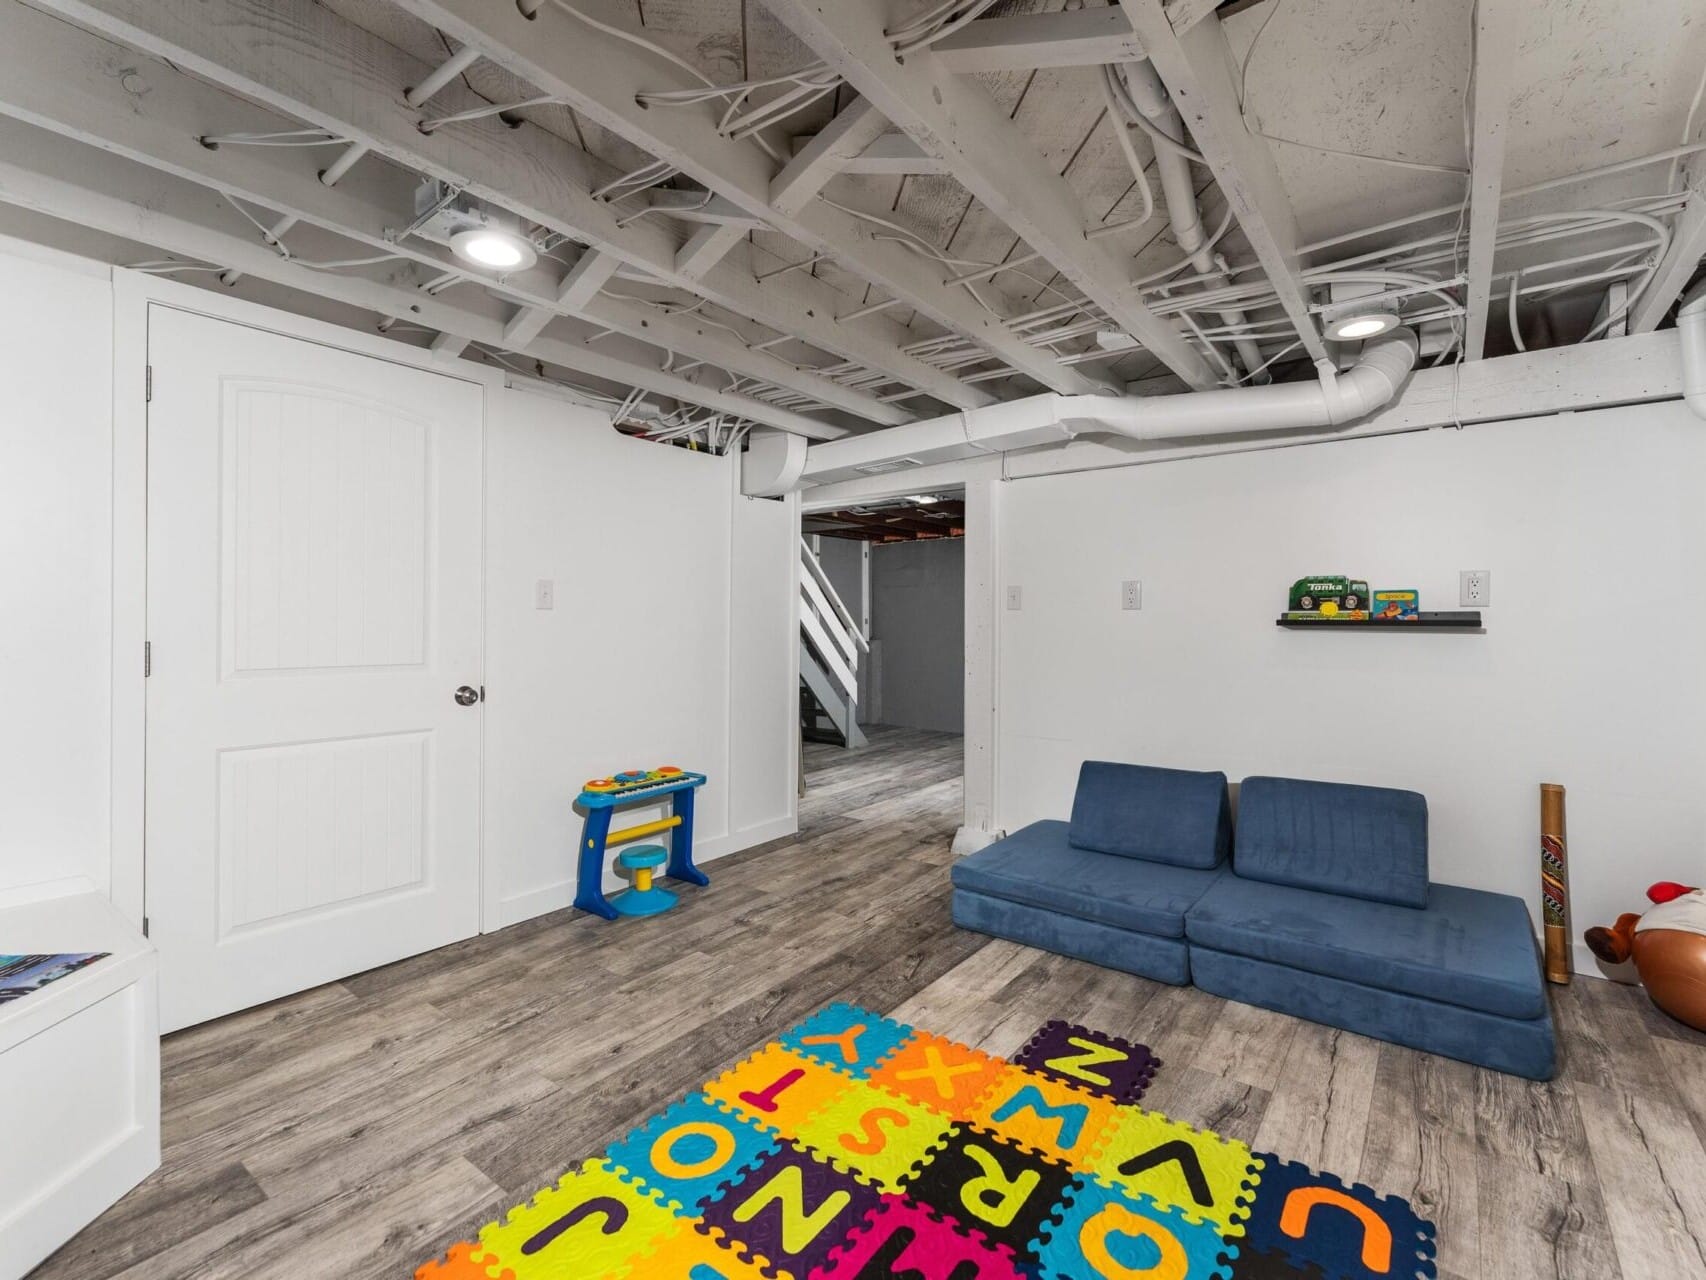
[869,538,964,734]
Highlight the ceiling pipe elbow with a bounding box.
[1677,280,1706,419]
[1064,328,1418,442]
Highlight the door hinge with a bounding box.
[145,364,153,403]
[141,915,150,938]
[480,685,486,703]
[144,641,151,677]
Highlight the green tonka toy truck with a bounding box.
[1288,575,1369,613]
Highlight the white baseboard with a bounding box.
[495,814,799,930]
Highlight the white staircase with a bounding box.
[800,538,868,748]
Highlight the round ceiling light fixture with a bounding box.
[1324,308,1400,342]
[450,226,537,272]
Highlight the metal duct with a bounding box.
[1676,280,1706,418]
[753,329,1419,494]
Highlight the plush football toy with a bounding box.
[1585,881,1706,1032]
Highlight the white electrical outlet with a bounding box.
[1006,585,1023,611]
[1122,580,1143,611]
[535,579,555,610]
[1459,569,1490,607]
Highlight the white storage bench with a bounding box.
[0,885,159,1279]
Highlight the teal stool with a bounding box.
[612,844,678,917]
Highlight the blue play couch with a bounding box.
[951,762,1556,1079]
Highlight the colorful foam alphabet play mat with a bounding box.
[418,1004,1435,1280]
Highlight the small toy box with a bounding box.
[1371,589,1419,620]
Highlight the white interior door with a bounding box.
[144,307,484,1031]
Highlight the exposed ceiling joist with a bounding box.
[0,118,847,438]
[1460,0,1525,360]
[1629,160,1706,332]
[29,0,976,412]
[756,0,1219,391]
[393,0,1099,397]
[928,6,1147,74]
[1117,0,1331,366]
[0,2,895,427]
[772,100,895,215]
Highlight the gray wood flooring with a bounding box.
[34,725,1706,1279]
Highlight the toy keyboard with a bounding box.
[579,768,708,808]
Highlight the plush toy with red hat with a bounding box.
[1585,881,1706,1032]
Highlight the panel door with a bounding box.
[144,307,484,1030]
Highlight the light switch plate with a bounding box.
[1006,585,1022,611]
[535,579,555,610]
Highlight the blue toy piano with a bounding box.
[573,767,709,920]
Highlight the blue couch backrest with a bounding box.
[1235,776,1429,907]
[1068,761,1231,869]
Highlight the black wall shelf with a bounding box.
[1276,611,1483,630]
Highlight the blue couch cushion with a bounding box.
[1191,947,1555,1080]
[953,891,1192,986]
[951,820,1225,938]
[1185,874,1545,1019]
[1067,762,1231,868]
[1235,775,1428,907]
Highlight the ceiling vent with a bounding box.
[855,458,924,474]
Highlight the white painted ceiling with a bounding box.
[3,0,1702,443]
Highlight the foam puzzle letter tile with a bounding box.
[966,1064,1120,1169]
[1031,1176,1235,1280]
[777,1003,913,1079]
[900,1127,1077,1262]
[1238,1156,1436,1280]
[605,1092,781,1213]
[415,1241,516,1280]
[624,1219,777,1279]
[1087,1108,1261,1235]
[868,1032,1008,1121]
[1227,1246,1329,1279]
[704,1044,856,1140]
[698,1142,883,1280]
[814,1195,1029,1279]
[790,1079,956,1192]
[478,1159,682,1280]
[1013,1021,1160,1105]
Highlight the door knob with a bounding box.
[454,685,480,706]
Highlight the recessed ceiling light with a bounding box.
[905,494,938,504]
[450,227,537,272]
[1325,310,1399,341]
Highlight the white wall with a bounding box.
[996,404,1706,966]
[871,537,965,734]
[0,244,113,895]
[483,386,797,926]
[0,240,798,927]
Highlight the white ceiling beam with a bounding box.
[756,0,1218,390]
[1629,161,1706,333]
[774,100,896,214]
[27,0,975,412]
[788,129,950,179]
[0,120,845,438]
[930,6,1146,74]
[0,3,897,426]
[394,0,1102,395]
[429,331,468,361]
[1160,0,1223,37]
[1459,0,1524,359]
[1117,0,1330,366]
[675,223,748,282]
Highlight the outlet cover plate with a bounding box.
[1122,580,1143,610]
[1459,569,1490,607]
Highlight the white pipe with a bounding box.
[1061,328,1418,440]
[1677,281,1706,419]
[407,45,483,107]
[765,329,1420,493]
[1118,61,1269,383]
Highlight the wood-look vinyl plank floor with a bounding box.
[31,725,1706,1279]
